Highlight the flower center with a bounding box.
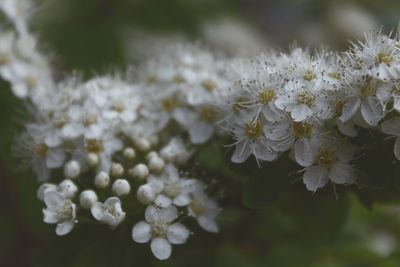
[147,75,158,84]
[376,52,394,66]
[297,91,315,107]
[36,143,48,158]
[164,184,182,199]
[190,200,205,215]
[303,70,316,81]
[259,89,276,105]
[201,80,216,92]
[328,72,341,80]
[335,100,344,116]
[54,115,70,129]
[173,74,186,84]
[151,221,169,237]
[199,106,218,123]
[316,148,337,169]
[359,79,376,99]
[245,120,263,139]
[85,139,103,153]
[56,201,74,221]
[0,53,10,65]
[82,115,97,126]
[112,101,125,113]
[292,122,313,138]
[161,95,180,113]
[232,98,246,112]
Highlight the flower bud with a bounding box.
[123,147,136,160]
[130,164,149,180]
[64,160,81,179]
[111,163,124,177]
[146,151,158,161]
[37,183,57,201]
[86,153,99,167]
[79,190,98,209]
[135,138,151,152]
[58,179,78,198]
[137,184,156,204]
[112,179,131,196]
[94,171,110,188]
[148,156,165,173]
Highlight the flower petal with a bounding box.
[55,220,74,236]
[151,237,172,260]
[303,166,329,191]
[167,223,190,244]
[329,162,356,185]
[198,216,219,233]
[155,194,173,208]
[132,221,152,243]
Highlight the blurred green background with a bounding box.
[2,0,400,266]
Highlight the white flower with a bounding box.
[146,164,197,208]
[339,74,384,126]
[159,137,193,164]
[229,110,278,163]
[42,191,76,236]
[275,79,334,122]
[132,205,189,260]
[188,186,220,233]
[381,117,400,160]
[91,197,126,228]
[300,141,357,191]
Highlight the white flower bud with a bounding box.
[137,184,156,204]
[123,147,136,160]
[112,179,131,196]
[64,160,81,179]
[130,164,149,179]
[58,179,78,198]
[94,171,110,188]
[110,163,124,177]
[135,138,151,152]
[146,151,158,161]
[148,156,165,173]
[37,183,57,201]
[86,153,99,167]
[79,190,98,209]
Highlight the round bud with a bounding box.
[148,156,165,173]
[94,171,110,188]
[79,190,98,209]
[37,183,57,201]
[146,151,158,161]
[123,147,136,160]
[58,179,78,198]
[86,153,99,167]
[135,138,151,152]
[110,163,124,177]
[112,179,131,196]
[137,184,156,204]
[130,164,149,179]
[64,160,81,179]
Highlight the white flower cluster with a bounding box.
[223,30,400,191]
[4,0,400,261]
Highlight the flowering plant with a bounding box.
[2,0,400,263]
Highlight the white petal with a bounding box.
[55,220,74,236]
[329,162,356,185]
[155,194,173,208]
[43,209,58,224]
[90,202,106,221]
[46,150,66,169]
[231,140,251,163]
[198,216,219,233]
[132,221,152,243]
[159,205,178,223]
[360,97,384,126]
[252,140,278,161]
[167,223,190,244]
[151,237,172,260]
[303,166,329,191]
[294,138,316,167]
[44,191,64,209]
[340,98,360,123]
[188,122,214,144]
[337,120,357,137]
[173,194,191,207]
[291,105,312,122]
[145,205,159,223]
[393,96,400,113]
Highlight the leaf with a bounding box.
[243,156,298,208]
